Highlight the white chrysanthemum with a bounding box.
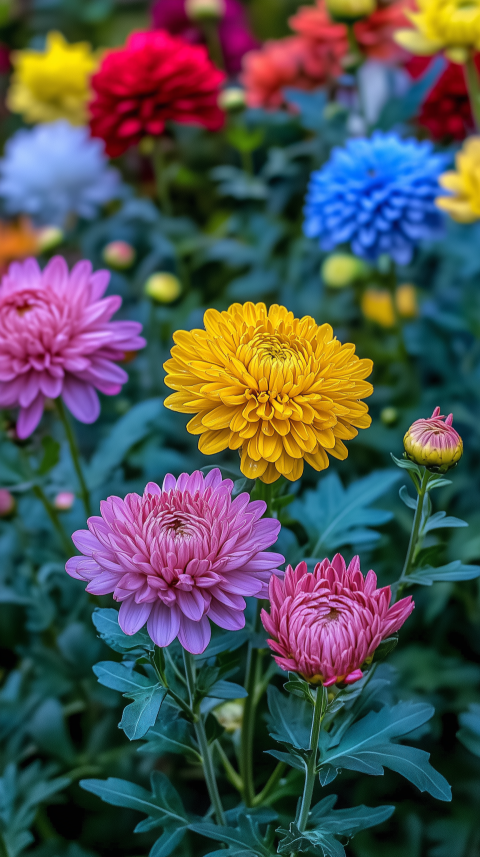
[0,120,121,227]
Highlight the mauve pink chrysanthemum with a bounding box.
[261,554,414,686]
[0,256,145,438]
[66,469,284,654]
[404,406,463,473]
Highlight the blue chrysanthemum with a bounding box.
[0,120,121,227]
[304,132,450,266]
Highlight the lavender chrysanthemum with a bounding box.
[66,469,284,654]
[0,120,121,227]
[304,131,449,265]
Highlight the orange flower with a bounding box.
[290,0,411,64]
[0,218,40,273]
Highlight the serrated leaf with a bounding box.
[150,827,187,857]
[81,771,188,831]
[267,686,312,750]
[93,661,157,694]
[92,608,154,654]
[120,685,168,741]
[310,796,394,835]
[291,470,401,555]
[276,823,344,857]
[139,718,201,763]
[407,561,480,585]
[190,814,271,856]
[320,702,451,801]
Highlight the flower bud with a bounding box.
[213,699,244,732]
[54,491,75,511]
[185,0,225,22]
[144,272,182,304]
[361,288,395,327]
[103,240,136,270]
[0,488,15,518]
[37,226,63,253]
[404,407,463,473]
[381,406,398,427]
[321,253,367,288]
[396,283,418,319]
[326,0,376,20]
[218,86,246,112]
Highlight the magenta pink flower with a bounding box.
[152,0,259,75]
[0,256,145,438]
[404,406,463,473]
[66,469,284,654]
[261,554,414,686]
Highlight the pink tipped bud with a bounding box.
[404,407,463,473]
[54,491,75,511]
[0,488,15,517]
[261,554,414,687]
[103,240,136,270]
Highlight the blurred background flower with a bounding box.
[152,0,259,74]
[304,131,449,264]
[406,54,479,140]
[395,0,480,61]
[0,217,40,275]
[0,121,121,227]
[436,135,480,221]
[7,31,98,126]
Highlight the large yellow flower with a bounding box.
[164,303,373,484]
[395,0,480,60]
[7,32,99,125]
[436,136,480,222]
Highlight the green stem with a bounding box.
[392,468,430,602]
[55,399,92,517]
[183,651,226,825]
[150,648,193,720]
[296,687,326,834]
[240,598,263,807]
[152,142,173,216]
[215,741,243,793]
[464,53,480,132]
[199,19,225,70]
[252,761,286,807]
[32,485,72,556]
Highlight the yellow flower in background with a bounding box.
[395,0,480,61]
[326,0,376,20]
[7,32,99,125]
[436,136,480,222]
[396,284,418,319]
[0,218,40,271]
[164,302,373,484]
[361,288,395,327]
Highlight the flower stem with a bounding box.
[239,596,264,807]
[296,686,326,835]
[183,650,226,825]
[464,52,480,132]
[152,141,173,216]
[32,484,73,557]
[391,467,430,602]
[252,761,286,807]
[55,399,92,518]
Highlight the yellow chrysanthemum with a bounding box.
[7,31,99,125]
[436,136,480,222]
[361,289,396,328]
[395,0,480,60]
[164,302,373,484]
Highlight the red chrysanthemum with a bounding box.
[89,30,226,158]
[406,55,479,141]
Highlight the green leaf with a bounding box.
[265,749,306,771]
[92,608,154,654]
[120,685,168,741]
[81,771,188,832]
[139,718,201,763]
[310,796,395,836]
[189,814,271,857]
[93,661,157,693]
[226,125,265,154]
[372,636,399,663]
[423,512,468,533]
[320,702,451,801]
[36,437,61,477]
[457,704,480,757]
[276,823,344,857]
[267,686,312,750]
[291,470,401,555]
[209,680,248,700]
[150,828,187,857]
[407,561,480,586]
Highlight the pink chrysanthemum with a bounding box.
[261,554,414,686]
[0,256,145,438]
[66,469,284,654]
[404,406,463,473]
